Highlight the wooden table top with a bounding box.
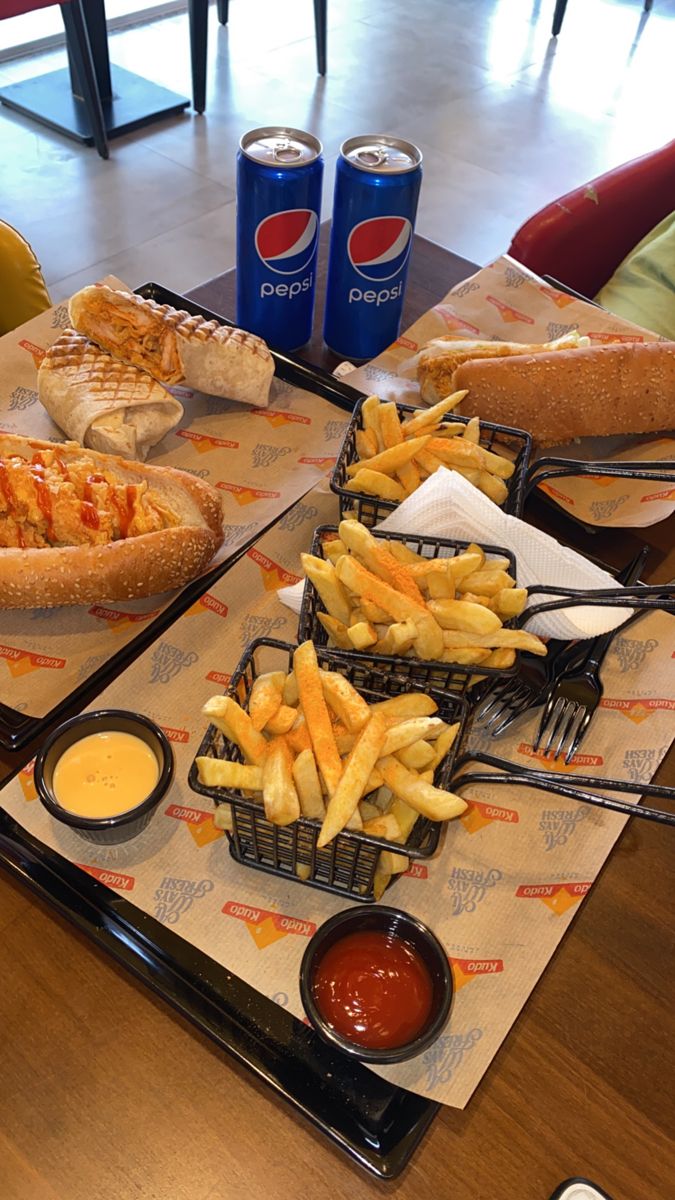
[1,234,674,1200]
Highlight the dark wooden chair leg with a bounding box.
[551,0,569,35]
[60,0,109,158]
[313,0,326,75]
[189,0,208,114]
[217,0,229,25]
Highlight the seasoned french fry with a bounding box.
[248,671,285,732]
[347,620,378,650]
[355,427,378,459]
[287,713,312,754]
[301,552,352,626]
[262,738,300,826]
[318,713,387,847]
[339,519,425,604]
[361,394,384,451]
[344,468,406,502]
[292,748,326,819]
[320,669,371,733]
[379,756,467,820]
[346,434,432,479]
[396,740,436,771]
[401,390,467,436]
[336,555,444,660]
[293,641,343,795]
[196,758,263,791]
[317,611,352,650]
[380,716,445,756]
[264,703,298,735]
[428,597,502,634]
[282,671,299,706]
[378,401,404,447]
[202,696,268,765]
[357,598,392,623]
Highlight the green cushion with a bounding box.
[596,210,675,339]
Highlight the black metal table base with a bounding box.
[0,64,189,145]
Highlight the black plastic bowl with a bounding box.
[35,709,174,845]
[299,905,453,1064]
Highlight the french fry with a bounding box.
[301,553,352,627]
[447,550,484,581]
[463,415,480,444]
[347,620,378,649]
[362,394,384,451]
[374,619,417,657]
[317,611,352,650]
[379,756,467,820]
[293,641,343,795]
[213,803,233,831]
[262,737,300,826]
[357,598,392,623]
[427,571,455,599]
[287,713,312,754]
[378,401,404,447]
[346,434,432,479]
[248,671,285,732]
[344,468,406,502]
[362,813,402,840]
[389,796,421,841]
[292,748,326,819]
[202,696,269,766]
[322,537,347,564]
[282,671,299,705]
[380,716,445,756]
[370,694,438,718]
[429,422,465,438]
[490,587,528,618]
[396,740,436,771]
[196,758,263,791]
[428,597,502,634]
[441,647,491,665]
[483,648,517,668]
[401,390,467,436]
[339,519,425,604]
[429,721,460,769]
[264,704,298,735]
[476,472,508,504]
[355,427,378,459]
[318,713,387,847]
[320,669,371,733]
[457,569,515,596]
[396,459,421,495]
[373,865,392,902]
[385,540,423,565]
[441,628,546,654]
[460,592,492,607]
[413,447,446,476]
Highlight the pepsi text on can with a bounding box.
[323,136,422,361]
[236,128,323,352]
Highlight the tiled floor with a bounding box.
[0,0,673,301]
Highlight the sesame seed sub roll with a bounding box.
[68,285,275,408]
[453,341,675,445]
[0,434,224,609]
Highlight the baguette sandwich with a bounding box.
[452,341,675,444]
[38,329,183,461]
[0,434,224,608]
[408,333,589,404]
[69,285,275,408]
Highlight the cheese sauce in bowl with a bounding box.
[35,711,173,843]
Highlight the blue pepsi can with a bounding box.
[236,126,323,351]
[323,136,423,361]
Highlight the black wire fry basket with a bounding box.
[188,638,469,902]
[330,395,533,526]
[298,525,522,696]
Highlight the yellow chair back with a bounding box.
[0,220,51,336]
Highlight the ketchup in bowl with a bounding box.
[312,930,434,1050]
[300,906,453,1063]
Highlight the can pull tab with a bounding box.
[356,148,388,168]
[273,140,303,163]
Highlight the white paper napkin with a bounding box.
[279,468,634,640]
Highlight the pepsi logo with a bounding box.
[255,209,318,276]
[348,216,412,282]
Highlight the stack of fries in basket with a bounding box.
[344,392,515,506]
[302,519,547,668]
[196,641,468,897]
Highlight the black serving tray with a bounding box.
[0,800,438,1178]
[0,284,367,753]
